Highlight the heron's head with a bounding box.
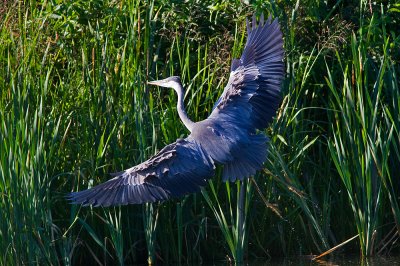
[147,76,182,90]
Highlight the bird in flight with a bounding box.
[68,14,284,207]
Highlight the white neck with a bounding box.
[173,83,194,132]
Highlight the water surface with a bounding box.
[249,255,400,266]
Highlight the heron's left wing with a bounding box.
[67,137,215,207]
[209,14,284,132]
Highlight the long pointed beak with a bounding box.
[147,80,163,86]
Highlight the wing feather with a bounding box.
[210,14,284,131]
[67,137,215,207]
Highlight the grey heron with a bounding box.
[68,14,284,207]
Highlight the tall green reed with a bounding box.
[203,180,253,263]
[57,0,166,263]
[382,61,400,235]
[1,0,399,264]
[0,5,64,264]
[326,9,399,255]
[262,33,332,257]
[0,85,60,264]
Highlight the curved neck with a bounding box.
[173,83,194,132]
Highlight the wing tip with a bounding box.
[247,13,280,34]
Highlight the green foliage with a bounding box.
[326,8,400,256]
[0,0,399,264]
[202,179,253,262]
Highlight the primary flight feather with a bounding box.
[68,14,284,207]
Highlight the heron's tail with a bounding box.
[222,134,268,182]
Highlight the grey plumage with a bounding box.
[68,14,285,207]
[69,138,214,206]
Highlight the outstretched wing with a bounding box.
[209,14,284,132]
[68,137,215,207]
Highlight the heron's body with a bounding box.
[68,14,284,207]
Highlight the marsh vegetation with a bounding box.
[0,0,399,264]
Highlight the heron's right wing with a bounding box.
[210,14,284,132]
[68,137,215,207]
